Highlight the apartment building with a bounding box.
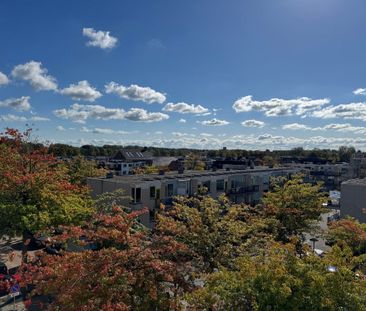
[87,167,299,227]
[283,162,350,190]
[103,149,154,175]
[340,178,366,223]
[350,153,366,179]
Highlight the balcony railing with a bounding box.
[229,185,259,194]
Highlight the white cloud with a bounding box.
[323,123,366,134]
[0,96,31,111]
[105,82,166,104]
[54,132,366,151]
[56,125,66,131]
[233,95,330,116]
[282,122,366,134]
[30,116,50,121]
[0,113,49,122]
[0,72,9,85]
[282,123,313,130]
[172,132,192,137]
[60,80,102,102]
[163,102,209,114]
[124,108,169,122]
[199,118,229,126]
[0,114,28,122]
[80,127,133,134]
[312,102,366,121]
[11,61,57,91]
[53,104,169,123]
[82,27,118,49]
[53,104,125,123]
[353,88,366,96]
[241,119,265,128]
[179,118,187,123]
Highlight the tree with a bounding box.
[184,153,205,171]
[262,155,277,168]
[0,129,93,244]
[22,206,193,310]
[263,175,327,242]
[338,146,356,162]
[132,165,159,175]
[187,242,366,310]
[155,194,277,272]
[63,155,106,186]
[327,217,366,256]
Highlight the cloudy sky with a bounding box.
[1,0,366,150]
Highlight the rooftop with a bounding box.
[342,178,366,185]
[89,166,299,184]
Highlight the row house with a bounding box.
[87,167,299,227]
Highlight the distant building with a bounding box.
[350,153,366,178]
[212,159,249,170]
[152,156,178,167]
[104,149,153,175]
[340,178,366,223]
[283,162,350,190]
[87,167,300,227]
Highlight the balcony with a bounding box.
[229,185,259,194]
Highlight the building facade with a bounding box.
[340,178,366,223]
[87,167,299,227]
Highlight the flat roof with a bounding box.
[88,166,299,184]
[342,178,366,186]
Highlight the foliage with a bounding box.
[63,155,106,186]
[156,194,277,272]
[48,143,80,157]
[187,242,366,310]
[0,128,93,237]
[262,155,277,168]
[263,175,327,241]
[184,153,205,171]
[22,206,193,311]
[0,130,361,311]
[94,189,131,214]
[132,165,159,175]
[327,217,366,256]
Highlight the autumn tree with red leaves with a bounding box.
[0,128,93,247]
[22,206,194,311]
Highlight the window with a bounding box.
[150,186,156,198]
[231,180,236,189]
[149,209,155,222]
[202,181,211,192]
[216,179,224,191]
[131,187,141,203]
[167,184,174,197]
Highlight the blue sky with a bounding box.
[1,0,366,150]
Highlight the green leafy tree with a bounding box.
[156,194,277,272]
[0,129,93,247]
[327,217,366,256]
[188,242,366,310]
[184,153,205,171]
[263,175,327,241]
[64,155,106,186]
